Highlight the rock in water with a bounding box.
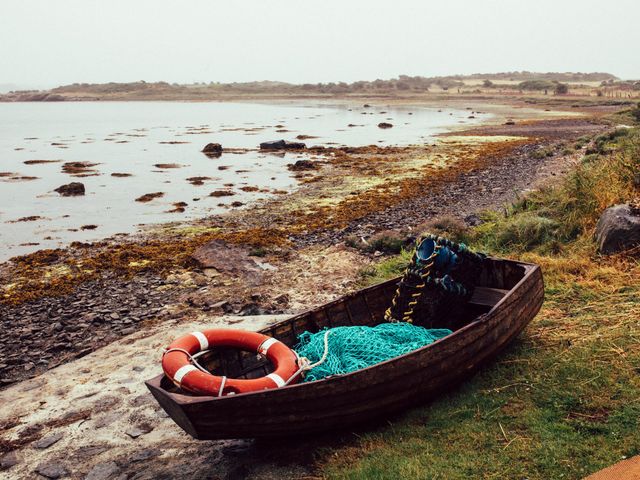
[202,143,222,156]
[259,140,306,150]
[377,122,393,129]
[54,182,85,196]
[595,203,640,254]
[288,160,317,171]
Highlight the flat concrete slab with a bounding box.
[0,314,299,479]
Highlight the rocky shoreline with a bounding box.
[0,115,607,390]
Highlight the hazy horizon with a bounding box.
[2,0,639,91]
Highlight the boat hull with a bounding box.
[146,258,543,439]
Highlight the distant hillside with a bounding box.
[462,72,618,82]
[0,72,629,101]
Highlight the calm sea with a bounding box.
[0,101,488,260]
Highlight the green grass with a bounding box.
[357,249,413,286]
[317,126,640,479]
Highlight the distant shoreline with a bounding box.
[1,72,638,104]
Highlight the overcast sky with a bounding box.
[2,0,639,90]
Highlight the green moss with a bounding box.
[357,249,413,287]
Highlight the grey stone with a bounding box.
[33,431,63,449]
[125,424,153,438]
[84,461,120,480]
[93,412,121,429]
[0,451,20,469]
[191,240,260,275]
[595,204,640,254]
[36,462,68,478]
[129,448,161,463]
[130,393,153,407]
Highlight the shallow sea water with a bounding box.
[0,101,489,260]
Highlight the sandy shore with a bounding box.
[0,96,620,478]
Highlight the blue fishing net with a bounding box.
[294,323,452,382]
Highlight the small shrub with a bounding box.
[592,128,630,154]
[344,234,364,250]
[474,213,561,252]
[518,80,556,91]
[417,215,469,241]
[531,146,555,159]
[580,154,600,165]
[248,246,268,257]
[630,103,640,122]
[367,230,405,254]
[356,249,413,286]
[574,135,592,150]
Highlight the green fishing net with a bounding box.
[294,323,452,382]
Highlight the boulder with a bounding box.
[377,122,393,129]
[594,203,640,254]
[192,240,261,275]
[201,143,222,156]
[54,182,85,196]
[259,140,306,150]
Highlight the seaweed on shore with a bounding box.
[0,139,526,306]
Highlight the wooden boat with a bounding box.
[146,257,543,439]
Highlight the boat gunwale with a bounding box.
[146,258,541,405]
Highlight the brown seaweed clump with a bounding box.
[210,190,235,197]
[135,192,164,202]
[154,163,183,169]
[24,160,61,165]
[187,176,211,186]
[62,161,99,176]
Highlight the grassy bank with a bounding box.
[321,126,640,478]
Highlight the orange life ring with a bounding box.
[162,329,300,396]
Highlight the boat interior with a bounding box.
[160,258,529,393]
